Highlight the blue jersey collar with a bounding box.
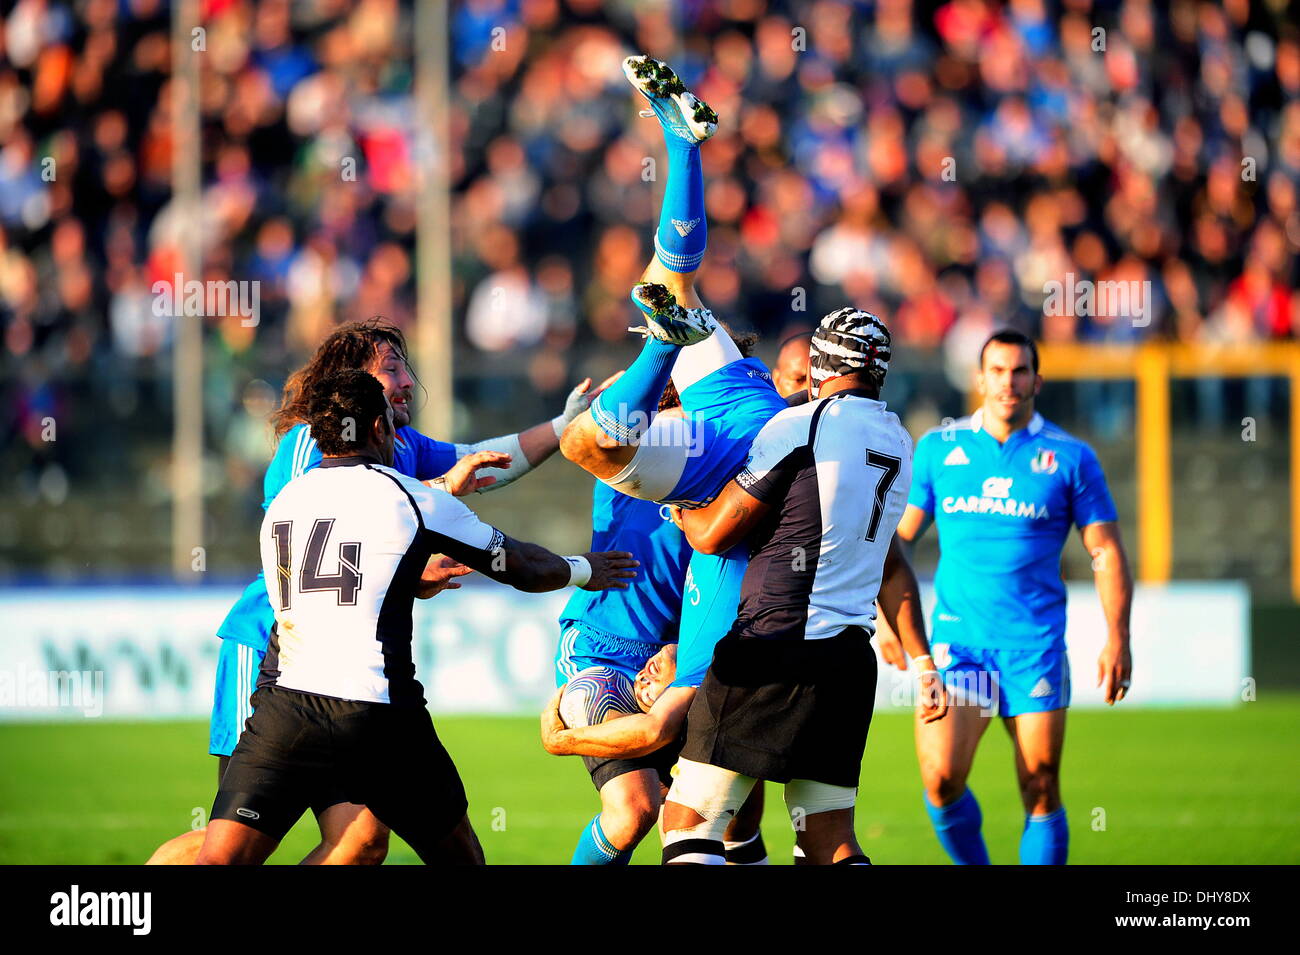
[971,409,1044,441]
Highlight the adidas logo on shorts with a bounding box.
[1029,677,1053,699]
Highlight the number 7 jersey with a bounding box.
[732,391,913,641]
[258,455,505,705]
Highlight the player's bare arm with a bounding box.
[668,480,771,555]
[442,533,639,595]
[1082,520,1134,704]
[517,375,621,465]
[895,503,933,544]
[449,376,619,491]
[541,686,694,759]
[877,535,947,723]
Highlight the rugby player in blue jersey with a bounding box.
[547,56,777,864]
[556,354,772,866]
[546,55,782,773]
[894,329,1134,865]
[147,318,603,865]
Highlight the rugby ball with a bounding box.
[559,667,640,728]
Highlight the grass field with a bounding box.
[2,697,1298,865]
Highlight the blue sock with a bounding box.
[570,814,631,865]
[654,138,706,273]
[924,789,991,865]
[1020,807,1068,865]
[589,337,678,442]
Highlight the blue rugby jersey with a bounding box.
[908,410,1117,651]
[560,480,693,649]
[216,423,458,650]
[662,357,788,508]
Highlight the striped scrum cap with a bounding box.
[809,307,891,393]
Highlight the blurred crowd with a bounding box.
[2,0,1299,487]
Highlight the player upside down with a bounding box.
[546,53,785,774]
[544,56,946,863]
[547,55,772,865]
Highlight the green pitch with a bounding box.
[2,697,1298,864]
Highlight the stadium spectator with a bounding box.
[2,0,1297,567]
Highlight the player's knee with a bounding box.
[600,773,662,845]
[1020,767,1060,806]
[559,414,586,462]
[924,771,968,807]
[603,800,659,846]
[145,829,206,866]
[560,414,602,466]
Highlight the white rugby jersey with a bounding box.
[258,455,505,705]
[733,390,913,640]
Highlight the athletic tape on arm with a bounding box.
[453,433,530,492]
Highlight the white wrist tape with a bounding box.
[551,414,568,440]
[564,555,592,588]
[452,433,529,493]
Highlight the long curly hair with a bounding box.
[272,318,411,438]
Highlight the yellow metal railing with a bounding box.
[970,342,1300,599]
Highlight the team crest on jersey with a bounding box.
[943,446,970,466]
[1030,449,1058,474]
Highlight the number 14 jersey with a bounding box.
[258,455,504,705]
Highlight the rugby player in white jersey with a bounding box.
[148,318,606,865]
[194,370,637,864]
[659,308,947,864]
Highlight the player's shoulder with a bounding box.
[1027,415,1101,464]
[365,461,424,493]
[916,414,977,445]
[757,399,821,442]
[268,422,318,475]
[911,414,973,463]
[831,394,912,450]
[393,425,444,450]
[373,462,490,527]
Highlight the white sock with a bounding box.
[671,325,743,394]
